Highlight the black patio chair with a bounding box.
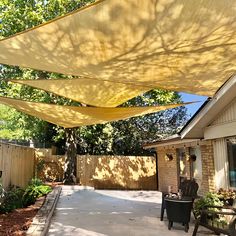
[192,205,236,236]
[160,179,199,221]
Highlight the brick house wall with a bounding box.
[156,140,216,195]
[156,147,179,193]
[200,142,216,194]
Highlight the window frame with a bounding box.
[226,136,236,188]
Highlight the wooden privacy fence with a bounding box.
[78,155,157,190]
[35,149,157,190]
[0,142,35,189]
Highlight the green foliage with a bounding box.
[22,181,51,207]
[0,105,24,139]
[29,177,43,186]
[0,179,51,213]
[0,186,25,213]
[0,184,5,206]
[0,0,94,37]
[0,0,94,142]
[193,192,223,219]
[76,90,188,155]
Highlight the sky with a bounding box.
[179,92,208,118]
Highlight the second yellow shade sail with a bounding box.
[10,78,150,107]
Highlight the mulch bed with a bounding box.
[0,196,45,236]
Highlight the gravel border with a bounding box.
[26,186,62,236]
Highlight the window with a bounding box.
[227,137,236,187]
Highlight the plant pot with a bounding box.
[220,198,234,206]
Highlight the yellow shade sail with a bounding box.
[0,0,236,96]
[10,78,150,107]
[0,96,195,128]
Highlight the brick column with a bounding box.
[156,147,178,192]
[200,142,216,195]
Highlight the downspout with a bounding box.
[154,151,158,190]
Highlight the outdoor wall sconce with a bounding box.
[165,153,173,161]
[186,154,197,162]
[186,153,190,161]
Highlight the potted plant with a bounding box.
[217,188,236,206]
[193,192,223,221]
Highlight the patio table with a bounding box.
[164,196,193,232]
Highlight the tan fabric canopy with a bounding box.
[0,0,236,96]
[10,79,150,107]
[0,96,195,128]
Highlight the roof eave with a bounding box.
[180,75,236,139]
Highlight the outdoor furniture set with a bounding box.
[160,179,199,232]
[165,196,193,232]
[161,179,236,235]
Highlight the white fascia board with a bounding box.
[143,139,199,149]
[204,120,236,140]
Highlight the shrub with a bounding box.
[23,183,51,207]
[0,186,24,213]
[0,184,5,208]
[30,178,43,186]
[0,178,52,213]
[0,184,5,200]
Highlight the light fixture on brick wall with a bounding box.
[186,154,197,162]
[165,153,173,161]
[186,153,190,161]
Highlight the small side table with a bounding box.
[165,197,193,232]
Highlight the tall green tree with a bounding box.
[77,90,188,155]
[0,0,189,183]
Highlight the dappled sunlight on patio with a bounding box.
[48,187,214,236]
[95,190,162,204]
[48,187,164,236]
[49,222,107,236]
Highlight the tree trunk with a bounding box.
[63,128,77,184]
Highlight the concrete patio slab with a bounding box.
[48,186,214,236]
